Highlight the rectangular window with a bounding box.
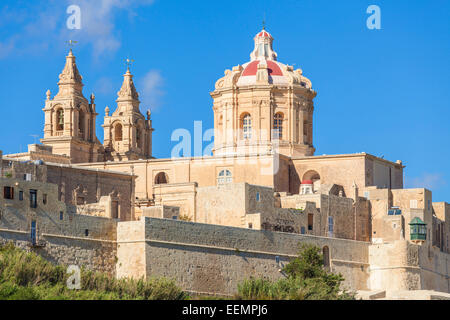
[43,194,47,205]
[31,220,36,246]
[172,216,177,220]
[59,211,64,220]
[30,189,37,208]
[19,191,23,201]
[85,229,89,237]
[248,223,253,229]
[410,199,418,209]
[328,216,334,233]
[24,173,32,181]
[111,201,119,219]
[301,226,305,234]
[256,192,261,202]
[3,186,14,199]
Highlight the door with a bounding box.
[31,220,36,245]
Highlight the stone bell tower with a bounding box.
[102,66,153,161]
[41,49,104,163]
[210,28,317,158]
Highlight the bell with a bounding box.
[58,112,64,125]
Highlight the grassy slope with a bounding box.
[0,243,188,300]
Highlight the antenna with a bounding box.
[30,134,39,145]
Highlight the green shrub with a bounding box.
[0,242,187,300]
[235,244,355,300]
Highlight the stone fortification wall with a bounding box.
[117,217,370,295]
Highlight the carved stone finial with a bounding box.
[90,93,95,103]
[146,109,151,119]
[255,60,269,84]
[117,67,139,102]
[105,106,110,116]
[46,90,51,100]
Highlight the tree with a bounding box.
[236,244,355,300]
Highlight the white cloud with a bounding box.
[0,0,155,59]
[138,69,165,112]
[94,77,115,95]
[0,38,16,59]
[405,173,446,191]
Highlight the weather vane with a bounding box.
[66,40,78,49]
[125,57,134,70]
[262,13,266,30]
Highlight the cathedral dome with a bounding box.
[233,28,312,88]
[237,59,288,86]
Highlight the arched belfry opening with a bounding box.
[114,123,123,142]
[78,109,85,139]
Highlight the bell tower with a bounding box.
[41,49,104,163]
[102,66,153,161]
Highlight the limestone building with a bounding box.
[102,67,153,161]
[1,27,449,297]
[41,49,104,163]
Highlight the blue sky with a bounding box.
[0,0,449,201]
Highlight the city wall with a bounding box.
[0,177,118,275]
[117,217,370,296]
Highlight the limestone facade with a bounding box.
[1,27,449,296]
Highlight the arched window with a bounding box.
[136,126,142,149]
[78,110,85,138]
[155,172,168,184]
[273,113,283,139]
[114,123,123,142]
[241,114,252,140]
[302,170,321,193]
[217,169,232,185]
[56,109,64,131]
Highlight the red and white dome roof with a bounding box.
[236,28,289,87]
[255,30,273,39]
[213,28,314,91]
